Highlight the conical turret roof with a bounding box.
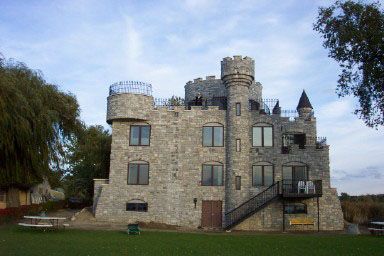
[296,90,313,110]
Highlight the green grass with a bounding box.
[1,225,383,256]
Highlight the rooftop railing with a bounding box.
[109,81,152,96]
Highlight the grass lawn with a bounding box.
[1,225,383,256]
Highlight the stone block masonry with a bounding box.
[94,55,344,231]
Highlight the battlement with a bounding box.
[186,75,219,85]
[221,55,255,82]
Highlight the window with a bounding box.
[283,165,308,181]
[252,164,274,186]
[128,162,149,185]
[236,139,241,152]
[202,164,223,186]
[235,176,241,190]
[0,190,5,202]
[130,125,150,146]
[282,133,306,149]
[126,202,148,212]
[203,126,224,147]
[252,124,273,147]
[284,203,307,214]
[236,103,241,116]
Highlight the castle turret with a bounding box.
[221,56,254,212]
[296,90,313,119]
[106,81,153,124]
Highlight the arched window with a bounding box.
[252,123,273,147]
[252,162,274,186]
[202,162,224,186]
[126,199,148,212]
[282,162,308,181]
[202,123,224,147]
[128,161,149,185]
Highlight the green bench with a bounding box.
[127,224,140,235]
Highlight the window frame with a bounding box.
[235,176,241,190]
[236,139,241,152]
[252,125,273,147]
[127,162,149,185]
[282,164,308,181]
[129,125,151,146]
[202,125,224,147]
[236,102,241,116]
[126,202,148,212]
[201,164,224,186]
[252,164,274,186]
[283,203,307,214]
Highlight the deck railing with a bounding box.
[109,81,152,96]
[281,180,322,197]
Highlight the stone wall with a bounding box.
[96,106,227,227]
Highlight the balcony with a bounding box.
[281,180,322,198]
[281,136,328,154]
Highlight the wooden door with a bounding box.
[201,200,222,228]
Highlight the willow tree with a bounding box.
[0,56,81,188]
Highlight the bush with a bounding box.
[0,200,66,225]
[341,200,384,224]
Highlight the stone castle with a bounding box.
[93,55,344,231]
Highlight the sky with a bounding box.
[0,0,383,195]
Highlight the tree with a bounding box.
[0,56,81,188]
[64,125,111,201]
[314,0,384,128]
[168,95,184,106]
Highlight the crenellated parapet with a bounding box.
[221,55,255,87]
[184,76,225,105]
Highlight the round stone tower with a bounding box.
[106,81,153,124]
[221,56,254,212]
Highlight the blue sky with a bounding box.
[0,0,383,195]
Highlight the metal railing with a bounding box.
[109,81,152,96]
[281,180,322,197]
[153,97,185,109]
[282,136,328,153]
[225,181,280,229]
[281,110,298,120]
[249,99,278,115]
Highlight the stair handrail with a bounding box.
[225,181,280,229]
[225,181,279,216]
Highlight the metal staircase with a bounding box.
[225,181,280,230]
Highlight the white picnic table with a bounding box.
[18,215,68,229]
[368,221,384,235]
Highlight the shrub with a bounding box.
[0,200,66,224]
[341,200,384,224]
